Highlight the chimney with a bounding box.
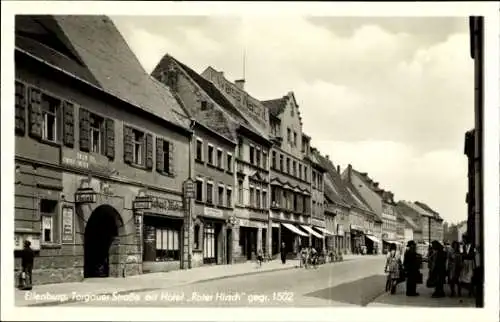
[337,165,340,174]
[235,79,245,90]
[347,164,352,182]
[325,155,329,160]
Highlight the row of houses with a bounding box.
[13,15,443,285]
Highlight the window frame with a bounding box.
[89,112,105,155]
[206,181,214,205]
[195,178,204,202]
[41,93,62,144]
[132,128,145,166]
[207,144,215,165]
[216,148,224,169]
[226,152,233,172]
[195,138,204,162]
[226,187,233,208]
[218,184,225,207]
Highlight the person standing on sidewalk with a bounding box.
[403,240,421,297]
[384,244,401,294]
[447,241,463,297]
[428,240,447,298]
[280,242,287,264]
[19,240,34,290]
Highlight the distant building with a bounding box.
[397,201,443,243]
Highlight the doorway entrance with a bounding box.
[226,228,232,264]
[84,205,122,278]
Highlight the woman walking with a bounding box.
[385,244,402,294]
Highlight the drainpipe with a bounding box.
[186,119,196,270]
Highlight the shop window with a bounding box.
[226,188,232,208]
[41,94,61,142]
[203,223,216,263]
[194,225,200,249]
[196,138,203,161]
[218,186,224,206]
[155,228,180,261]
[40,199,58,244]
[217,149,223,168]
[195,179,203,202]
[206,182,213,204]
[208,145,214,165]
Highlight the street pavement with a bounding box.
[60,256,388,307]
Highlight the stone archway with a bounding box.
[84,205,124,278]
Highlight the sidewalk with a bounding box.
[368,270,476,307]
[15,255,366,307]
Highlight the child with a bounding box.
[385,244,402,294]
[256,249,264,268]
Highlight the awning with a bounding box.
[315,227,336,236]
[365,234,381,244]
[383,239,400,245]
[282,223,308,237]
[300,225,324,239]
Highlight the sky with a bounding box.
[111,16,474,224]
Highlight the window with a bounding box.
[217,149,223,168]
[207,182,213,204]
[256,188,261,208]
[132,129,144,165]
[203,223,216,262]
[291,106,294,116]
[286,158,290,173]
[194,225,200,249]
[271,186,278,206]
[272,151,276,169]
[196,139,203,161]
[293,161,297,177]
[40,199,57,244]
[313,171,317,188]
[161,140,170,173]
[299,164,302,179]
[226,188,232,208]
[304,166,308,181]
[279,155,284,171]
[155,228,180,261]
[227,153,233,172]
[238,180,244,204]
[208,145,214,165]
[262,190,267,208]
[293,132,297,147]
[195,179,203,202]
[41,95,60,142]
[238,138,244,158]
[218,185,224,206]
[256,149,261,167]
[89,113,104,154]
[250,187,255,207]
[287,128,291,143]
[262,151,268,169]
[249,146,255,164]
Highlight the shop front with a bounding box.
[238,218,267,261]
[364,233,381,255]
[301,224,324,252]
[134,193,185,274]
[336,224,346,253]
[192,206,229,267]
[280,222,308,258]
[350,224,365,254]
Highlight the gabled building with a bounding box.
[153,57,272,264]
[14,15,192,284]
[397,201,443,244]
[395,202,423,243]
[414,201,444,242]
[342,165,398,253]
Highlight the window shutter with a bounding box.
[15,81,27,136]
[79,108,90,152]
[105,118,115,160]
[145,133,153,170]
[28,87,43,139]
[123,125,133,164]
[62,101,75,147]
[156,137,164,173]
[168,141,175,176]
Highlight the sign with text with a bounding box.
[75,189,97,203]
[183,179,195,199]
[203,207,224,219]
[62,206,74,243]
[14,233,40,251]
[61,149,115,175]
[133,195,184,216]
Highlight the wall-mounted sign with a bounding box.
[183,179,195,199]
[62,206,74,243]
[337,224,344,236]
[133,196,152,210]
[14,233,40,251]
[133,195,184,214]
[75,189,97,203]
[61,149,115,175]
[204,207,224,219]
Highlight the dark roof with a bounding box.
[262,97,287,117]
[414,201,442,220]
[396,202,423,232]
[351,168,396,204]
[16,15,190,131]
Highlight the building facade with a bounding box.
[199,67,273,260]
[397,201,443,243]
[14,16,192,284]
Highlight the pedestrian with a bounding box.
[384,243,401,294]
[310,247,318,269]
[280,242,287,264]
[301,247,309,269]
[19,240,34,290]
[427,240,446,298]
[403,240,422,297]
[256,248,264,268]
[447,241,463,297]
[459,235,475,297]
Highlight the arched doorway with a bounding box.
[84,205,123,278]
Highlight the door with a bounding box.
[226,229,232,264]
